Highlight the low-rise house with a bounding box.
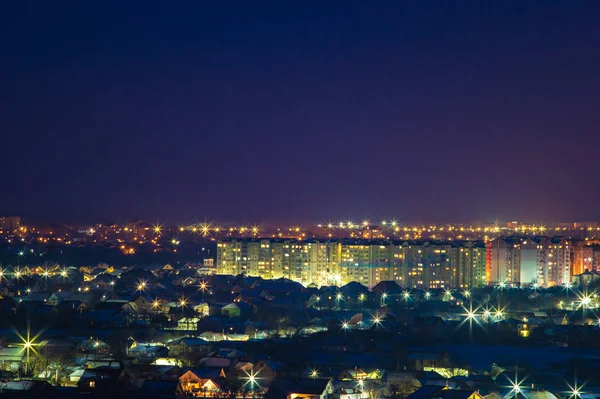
[177,317,201,331]
[333,387,367,399]
[76,363,126,394]
[254,360,285,381]
[169,337,213,358]
[127,341,168,361]
[406,352,452,371]
[194,303,210,317]
[0,380,56,394]
[0,345,25,371]
[120,364,182,387]
[266,378,334,399]
[179,368,224,395]
[222,303,241,317]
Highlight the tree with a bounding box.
[389,380,420,399]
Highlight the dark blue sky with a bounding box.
[2,1,600,225]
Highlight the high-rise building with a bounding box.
[0,216,21,230]
[217,238,488,289]
[489,236,570,287]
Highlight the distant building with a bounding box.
[217,238,487,289]
[572,270,600,286]
[488,236,570,287]
[0,216,21,230]
[570,242,600,275]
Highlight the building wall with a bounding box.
[489,237,570,287]
[217,238,487,289]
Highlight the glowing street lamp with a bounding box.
[243,369,260,392]
[372,314,382,329]
[495,309,505,320]
[17,326,41,371]
[425,291,431,300]
[359,293,366,303]
[505,370,527,398]
[199,281,208,293]
[566,379,585,399]
[137,280,147,293]
[310,368,319,379]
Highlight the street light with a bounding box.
[336,292,343,307]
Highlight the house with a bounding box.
[333,387,367,399]
[127,341,169,361]
[121,364,182,387]
[169,337,213,358]
[76,364,125,394]
[572,270,600,286]
[222,303,241,317]
[178,368,223,395]
[194,303,210,317]
[266,378,335,399]
[177,317,201,331]
[133,295,154,313]
[0,380,56,393]
[406,352,452,371]
[254,360,285,381]
[0,345,25,371]
[338,368,368,381]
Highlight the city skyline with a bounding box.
[3,2,600,223]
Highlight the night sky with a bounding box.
[2,2,600,225]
